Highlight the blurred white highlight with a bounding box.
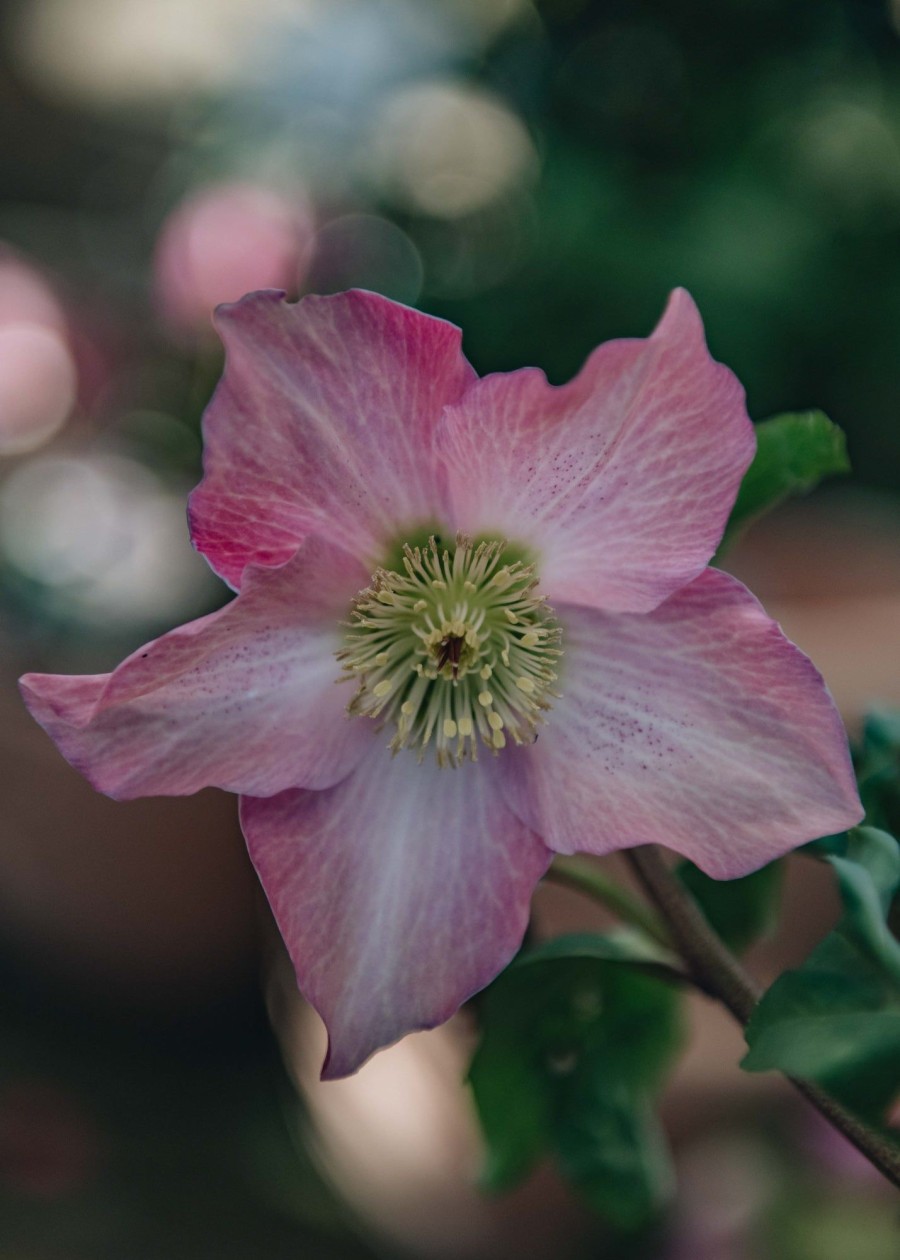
[372,80,538,218]
[0,454,213,625]
[0,326,77,457]
[15,0,312,105]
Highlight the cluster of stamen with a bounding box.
[338,534,562,766]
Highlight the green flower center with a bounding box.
[338,534,562,766]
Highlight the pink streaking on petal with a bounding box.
[20,536,374,800]
[240,747,552,1078]
[439,288,755,614]
[188,289,476,589]
[499,569,863,878]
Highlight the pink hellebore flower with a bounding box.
[20,289,862,1077]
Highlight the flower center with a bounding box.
[338,534,562,765]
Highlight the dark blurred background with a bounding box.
[1,1,900,1257]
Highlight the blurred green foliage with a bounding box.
[432,0,900,493]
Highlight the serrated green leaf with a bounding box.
[469,934,682,1228]
[742,828,900,1121]
[716,410,850,555]
[677,858,783,953]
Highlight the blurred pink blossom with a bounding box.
[0,249,76,455]
[153,182,313,337]
[0,250,67,333]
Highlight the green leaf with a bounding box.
[677,858,783,953]
[469,933,682,1229]
[831,832,900,980]
[855,708,900,837]
[554,1082,674,1227]
[742,828,900,1121]
[717,410,850,555]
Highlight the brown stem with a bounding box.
[625,844,900,1192]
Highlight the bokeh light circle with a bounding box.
[0,325,77,456]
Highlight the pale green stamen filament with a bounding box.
[337,534,562,766]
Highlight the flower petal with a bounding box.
[499,569,862,877]
[240,747,551,1078]
[20,536,373,799]
[439,288,755,613]
[188,289,476,589]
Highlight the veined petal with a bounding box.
[189,289,476,589]
[20,537,373,799]
[240,747,551,1078]
[439,289,755,614]
[499,570,862,878]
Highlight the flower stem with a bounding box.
[625,844,900,1192]
[546,855,672,949]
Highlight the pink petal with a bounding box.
[240,747,551,1078]
[20,536,373,800]
[499,569,862,878]
[439,289,755,613]
[188,289,476,589]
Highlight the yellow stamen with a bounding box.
[340,533,561,766]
